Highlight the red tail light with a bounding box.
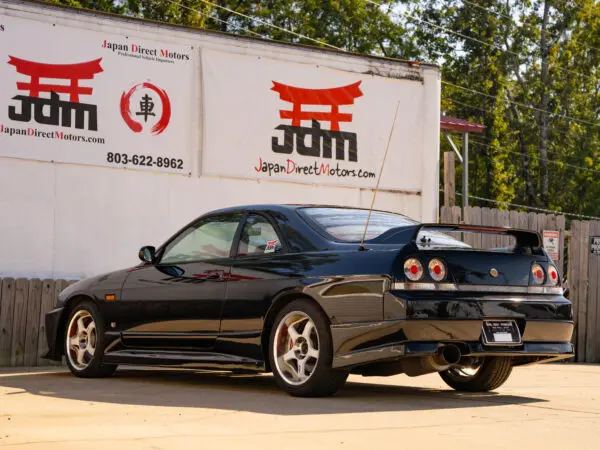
[548,265,559,285]
[404,258,423,281]
[428,258,446,281]
[531,264,545,285]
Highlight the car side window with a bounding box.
[237,214,283,257]
[160,214,242,264]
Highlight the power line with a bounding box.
[459,0,513,21]
[469,131,596,161]
[445,95,593,149]
[468,137,597,166]
[446,96,576,142]
[441,99,599,165]
[194,0,346,51]
[458,0,600,55]
[365,0,598,84]
[442,80,600,128]
[446,97,490,114]
[167,0,266,39]
[446,96,570,143]
[451,192,600,220]
[468,140,600,174]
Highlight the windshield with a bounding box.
[298,207,418,242]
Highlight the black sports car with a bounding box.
[43,204,574,397]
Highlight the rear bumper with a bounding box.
[331,293,574,369]
[41,307,65,361]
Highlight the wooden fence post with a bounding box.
[587,221,600,362]
[574,221,590,362]
[11,279,29,366]
[444,152,455,207]
[0,278,16,367]
[568,222,579,357]
[24,279,42,366]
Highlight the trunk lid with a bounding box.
[396,224,551,287]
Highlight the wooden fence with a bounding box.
[569,221,600,363]
[0,278,74,367]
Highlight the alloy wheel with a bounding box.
[273,311,320,386]
[66,310,97,370]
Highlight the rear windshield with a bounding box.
[298,207,418,242]
[298,207,520,251]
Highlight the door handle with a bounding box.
[205,270,227,280]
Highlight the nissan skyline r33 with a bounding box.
[42,204,574,397]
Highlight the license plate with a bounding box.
[481,320,522,346]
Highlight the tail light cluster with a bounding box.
[403,258,560,286]
[531,263,559,286]
[404,257,447,282]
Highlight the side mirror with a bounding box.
[138,246,156,264]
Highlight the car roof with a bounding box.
[204,203,412,217]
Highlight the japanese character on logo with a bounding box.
[120,82,171,135]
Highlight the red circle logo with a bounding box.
[120,82,171,135]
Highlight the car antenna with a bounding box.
[359,101,401,251]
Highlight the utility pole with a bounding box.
[462,132,469,209]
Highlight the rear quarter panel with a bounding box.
[225,249,401,328]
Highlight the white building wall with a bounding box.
[0,157,422,279]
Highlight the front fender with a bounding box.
[41,307,65,361]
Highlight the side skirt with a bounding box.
[103,349,266,372]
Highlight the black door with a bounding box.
[218,212,289,360]
[117,213,244,350]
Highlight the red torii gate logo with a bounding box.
[7,56,103,131]
[271,81,363,162]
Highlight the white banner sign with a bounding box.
[201,49,425,189]
[0,16,194,174]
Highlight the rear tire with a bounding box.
[64,300,117,378]
[439,356,513,392]
[268,299,348,397]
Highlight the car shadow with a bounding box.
[0,367,547,415]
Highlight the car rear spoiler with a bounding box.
[410,223,542,249]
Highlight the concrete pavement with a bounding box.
[1,363,599,449]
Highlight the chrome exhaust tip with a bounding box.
[441,344,462,366]
[432,344,462,369]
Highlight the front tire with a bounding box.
[269,299,348,397]
[439,356,513,392]
[64,300,117,378]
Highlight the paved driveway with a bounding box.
[1,363,599,449]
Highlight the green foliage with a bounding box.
[414,0,599,217]
[44,0,600,217]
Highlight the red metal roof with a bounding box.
[440,115,486,133]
